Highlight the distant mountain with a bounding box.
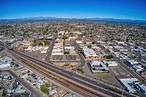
[23,16,58,20]
[83,17,146,24]
[0,17,146,24]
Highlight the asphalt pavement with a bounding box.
[45,33,58,62]
[71,41,85,71]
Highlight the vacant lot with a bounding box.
[109,65,131,79]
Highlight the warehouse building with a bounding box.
[119,78,138,93]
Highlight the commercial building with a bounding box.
[104,61,118,66]
[21,40,32,47]
[69,36,77,40]
[125,60,139,67]
[52,49,64,55]
[65,43,75,50]
[52,40,64,55]
[125,60,144,73]
[91,44,101,51]
[119,78,138,93]
[89,60,109,73]
[76,40,83,44]
[83,47,98,60]
[52,39,77,56]
[0,56,12,69]
[120,77,146,94]
[136,84,146,94]
[47,36,53,40]
[25,46,49,53]
[132,65,144,73]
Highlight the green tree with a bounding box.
[64,51,69,54]
[62,34,68,40]
[105,55,114,59]
[44,40,50,46]
[64,63,70,66]
[79,68,84,74]
[22,92,29,97]
[40,84,49,95]
[38,42,43,46]
[88,45,91,48]
[33,40,37,46]
[27,70,30,73]
[11,61,15,65]
[2,90,7,96]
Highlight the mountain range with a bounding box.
[0,17,146,24]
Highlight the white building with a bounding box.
[125,60,139,67]
[69,36,77,40]
[52,48,64,55]
[89,60,109,73]
[132,65,144,73]
[65,46,75,50]
[76,40,83,44]
[104,61,118,66]
[83,47,98,60]
[58,31,65,35]
[0,56,12,69]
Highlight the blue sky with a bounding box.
[0,0,146,20]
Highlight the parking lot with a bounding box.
[51,55,64,60]
[51,55,79,61]
[65,55,79,61]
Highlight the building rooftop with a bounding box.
[138,84,146,94]
[127,60,139,65]
[83,47,97,57]
[120,78,139,93]
[89,60,109,72]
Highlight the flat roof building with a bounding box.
[89,60,109,73]
[104,61,118,66]
[137,84,146,94]
[132,65,144,73]
[125,60,139,67]
[83,47,98,60]
[119,78,139,93]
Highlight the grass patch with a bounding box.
[93,72,109,74]
[104,54,114,59]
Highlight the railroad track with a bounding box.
[12,51,106,97]
[22,59,102,97]
[8,49,134,97]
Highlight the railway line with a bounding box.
[8,49,135,97]
[11,50,107,97]
[22,59,98,97]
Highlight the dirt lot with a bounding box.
[53,61,79,66]
[51,55,79,61]
[24,52,46,60]
[109,65,131,79]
